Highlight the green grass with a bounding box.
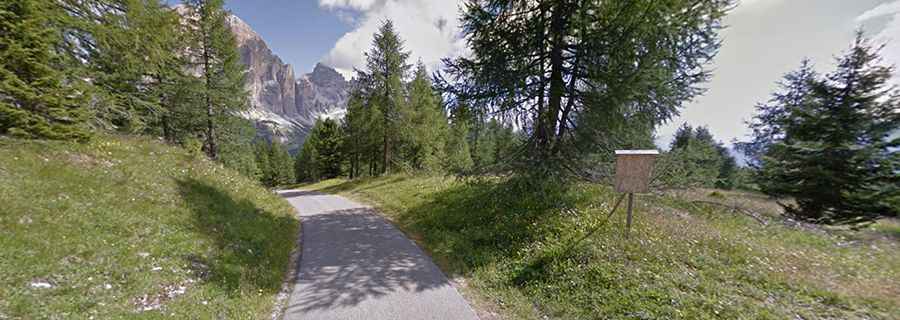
[301,175,899,320]
[0,135,299,319]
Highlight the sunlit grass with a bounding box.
[303,175,899,319]
[0,135,299,319]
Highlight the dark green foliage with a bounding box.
[217,117,260,179]
[742,34,900,225]
[255,139,294,188]
[399,62,450,172]
[343,86,383,178]
[444,103,474,173]
[343,24,457,177]
[440,0,732,176]
[364,20,410,174]
[182,0,249,159]
[0,0,90,140]
[59,0,187,133]
[657,124,737,189]
[295,118,343,182]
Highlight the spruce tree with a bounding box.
[747,34,899,225]
[0,0,90,140]
[183,0,248,160]
[736,60,818,168]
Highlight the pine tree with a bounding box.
[736,60,818,168]
[400,62,449,172]
[343,80,384,179]
[363,20,411,174]
[313,118,344,179]
[445,103,474,173]
[439,0,731,175]
[59,0,186,133]
[664,124,736,188]
[183,0,248,160]
[295,137,319,182]
[267,140,294,186]
[748,34,899,225]
[217,117,259,179]
[0,0,90,140]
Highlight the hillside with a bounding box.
[0,136,299,318]
[303,176,900,319]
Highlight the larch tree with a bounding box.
[363,20,411,174]
[182,0,248,160]
[401,62,449,172]
[440,0,732,177]
[0,0,90,140]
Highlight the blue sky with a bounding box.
[214,0,900,148]
[223,0,352,74]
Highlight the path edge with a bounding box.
[269,190,305,320]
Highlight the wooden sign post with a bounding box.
[613,150,659,238]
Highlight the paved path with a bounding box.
[278,190,479,320]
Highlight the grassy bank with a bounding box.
[0,136,299,319]
[303,175,899,319]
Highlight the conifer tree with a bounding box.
[313,118,344,179]
[363,20,410,174]
[736,60,818,168]
[745,34,899,225]
[401,62,449,172]
[440,0,731,175]
[0,0,90,140]
[59,0,186,132]
[445,102,474,172]
[268,140,295,186]
[183,0,248,160]
[343,83,382,178]
[295,137,319,182]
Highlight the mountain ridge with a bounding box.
[224,14,350,150]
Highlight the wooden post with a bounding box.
[625,192,634,238]
[614,150,658,240]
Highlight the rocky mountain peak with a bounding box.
[308,63,347,86]
[226,15,262,45]
[222,14,350,150]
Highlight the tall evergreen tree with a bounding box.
[295,118,344,182]
[736,60,819,168]
[343,84,382,178]
[445,102,474,173]
[440,0,731,176]
[0,0,90,140]
[183,0,248,159]
[400,62,449,172]
[59,0,186,132]
[746,34,900,225]
[363,20,411,174]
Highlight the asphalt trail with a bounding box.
[279,190,479,320]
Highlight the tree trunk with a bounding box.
[543,3,566,159]
[201,22,217,159]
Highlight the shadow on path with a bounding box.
[285,206,449,313]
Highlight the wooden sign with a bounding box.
[614,150,659,193]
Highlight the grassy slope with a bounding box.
[0,136,299,319]
[304,175,899,320]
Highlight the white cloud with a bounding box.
[318,0,379,11]
[319,0,467,79]
[857,1,900,85]
[733,0,783,12]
